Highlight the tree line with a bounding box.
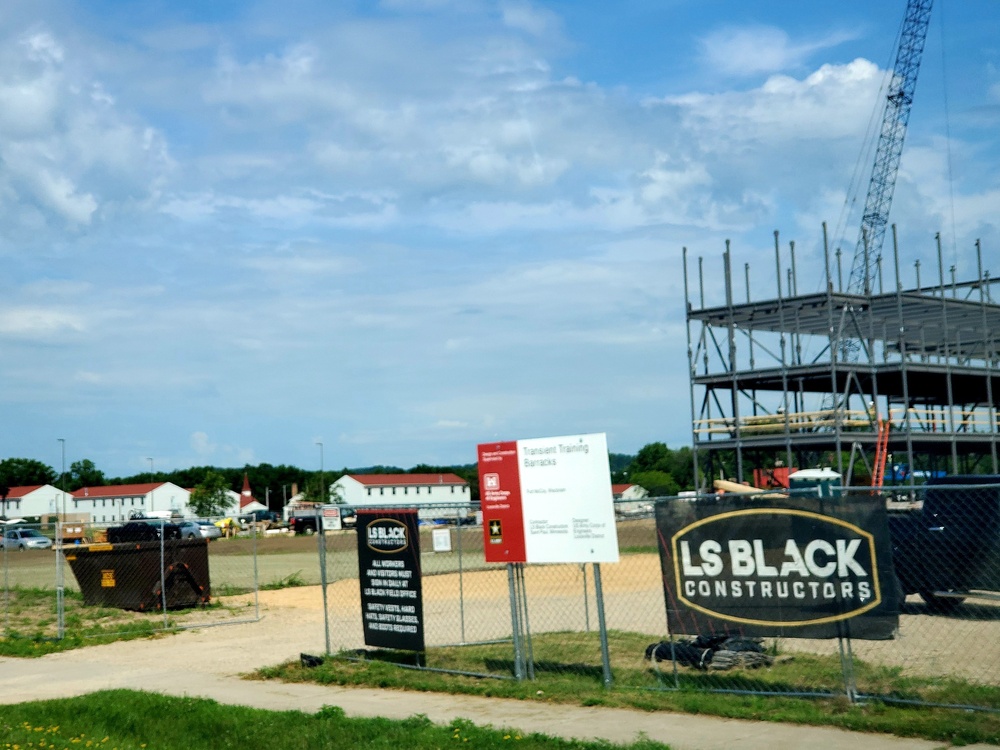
[0,442,696,510]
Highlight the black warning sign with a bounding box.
[356,509,424,652]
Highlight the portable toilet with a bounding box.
[787,468,842,498]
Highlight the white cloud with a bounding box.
[22,30,64,64]
[190,432,216,457]
[699,24,858,77]
[0,26,171,229]
[0,307,85,338]
[664,58,882,145]
[29,166,98,223]
[500,2,560,38]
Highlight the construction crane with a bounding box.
[836,0,933,487]
[845,0,933,298]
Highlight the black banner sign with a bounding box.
[356,509,424,651]
[657,494,899,640]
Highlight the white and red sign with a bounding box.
[477,432,619,564]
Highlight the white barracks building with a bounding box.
[331,473,470,518]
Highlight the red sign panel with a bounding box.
[477,441,526,563]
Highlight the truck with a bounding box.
[289,504,355,535]
[107,519,182,543]
[238,509,282,528]
[888,475,1000,612]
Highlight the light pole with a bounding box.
[316,442,324,503]
[57,438,66,519]
[147,457,154,512]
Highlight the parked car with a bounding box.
[1,528,54,550]
[177,520,223,541]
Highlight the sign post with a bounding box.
[477,432,620,681]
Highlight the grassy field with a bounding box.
[258,632,1000,747]
[0,690,669,749]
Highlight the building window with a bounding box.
[404,487,408,495]
[380,488,384,495]
[451,486,455,493]
[367,488,372,496]
[392,487,396,495]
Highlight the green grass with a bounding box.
[0,586,230,656]
[0,690,669,750]
[260,570,308,590]
[256,631,1000,746]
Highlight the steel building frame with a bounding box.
[684,225,1000,489]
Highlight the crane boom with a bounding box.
[847,0,933,296]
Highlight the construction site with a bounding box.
[681,0,1000,491]
[684,228,1000,489]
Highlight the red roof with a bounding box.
[240,473,256,509]
[71,482,165,499]
[347,473,467,487]
[5,485,46,498]
[611,484,632,494]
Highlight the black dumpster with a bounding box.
[63,537,211,611]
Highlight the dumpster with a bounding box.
[63,537,211,611]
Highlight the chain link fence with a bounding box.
[6,487,997,712]
[1,518,263,644]
[313,488,1000,711]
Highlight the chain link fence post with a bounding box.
[2,533,8,636]
[56,520,65,639]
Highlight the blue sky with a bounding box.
[2,0,998,477]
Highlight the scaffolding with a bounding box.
[684,225,1000,489]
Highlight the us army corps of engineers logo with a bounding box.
[488,518,503,544]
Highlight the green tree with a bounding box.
[665,446,695,489]
[189,471,233,517]
[300,474,329,505]
[632,442,672,474]
[68,459,106,491]
[0,458,57,487]
[630,470,679,497]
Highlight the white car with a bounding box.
[176,520,223,541]
[1,528,54,550]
